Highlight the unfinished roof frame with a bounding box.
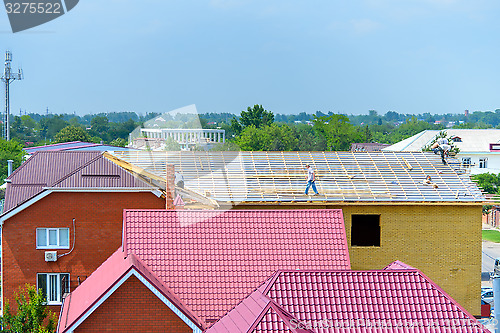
[107,151,484,205]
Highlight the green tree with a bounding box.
[89,116,110,141]
[210,141,241,151]
[236,124,298,151]
[54,125,91,143]
[109,138,128,147]
[0,139,26,181]
[234,125,263,150]
[472,173,500,194]
[293,124,327,151]
[240,104,274,128]
[1,284,57,333]
[313,114,364,151]
[38,115,69,141]
[231,105,274,135]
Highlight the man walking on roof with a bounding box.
[305,164,319,195]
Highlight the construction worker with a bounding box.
[175,171,184,189]
[431,137,451,164]
[423,175,438,188]
[304,164,319,195]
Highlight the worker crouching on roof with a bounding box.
[431,137,451,164]
[304,164,319,196]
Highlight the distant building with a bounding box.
[350,142,390,152]
[130,128,225,151]
[383,129,500,174]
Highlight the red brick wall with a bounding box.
[74,274,193,333]
[2,191,165,317]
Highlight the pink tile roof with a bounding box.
[207,264,489,332]
[384,260,416,270]
[3,151,155,214]
[123,209,350,324]
[57,248,205,333]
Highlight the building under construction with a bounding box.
[106,150,485,316]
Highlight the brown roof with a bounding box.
[3,151,156,214]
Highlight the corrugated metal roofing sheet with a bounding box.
[110,151,484,203]
[3,151,156,214]
[207,268,489,332]
[24,141,137,154]
[123,209,350,324]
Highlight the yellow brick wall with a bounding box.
[238,204,482,316]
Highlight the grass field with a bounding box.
[483,230,500,243]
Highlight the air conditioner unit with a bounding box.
[45,251,57,262]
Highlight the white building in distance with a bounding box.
[130,128,226,151]
[383,129,500,175]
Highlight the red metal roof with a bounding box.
[57,248,205,333]
[3,151,156,214]
[123,209,350,324]
[207,266,489,332]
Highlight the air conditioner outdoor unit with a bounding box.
[45,251,57,262]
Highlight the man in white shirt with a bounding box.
[431,137,451,164]
[304,164,319,195]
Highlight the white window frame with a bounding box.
[37,273,70,305]
[36,228,69,249]
[479,158,488,169]
[462,157,471,167]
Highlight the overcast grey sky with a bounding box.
[1,0,500,116]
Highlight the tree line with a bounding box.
[8,107,500,149]
[2,105,500,181]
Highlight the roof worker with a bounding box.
[431,137,451,164]
[423,175,438,188]
[304,164,319,196]
[175,171,184,189]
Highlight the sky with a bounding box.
[1,0,500,116]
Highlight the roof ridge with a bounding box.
[206,287,273,332]
[413,268,478,319]
[27,141,83,149]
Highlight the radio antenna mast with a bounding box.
[1,51,23,141]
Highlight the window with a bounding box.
[351,215,380,247]
[36,228,69,249]
[480,158,488,169]
[37,273,70,305]
[462,157,471,167]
